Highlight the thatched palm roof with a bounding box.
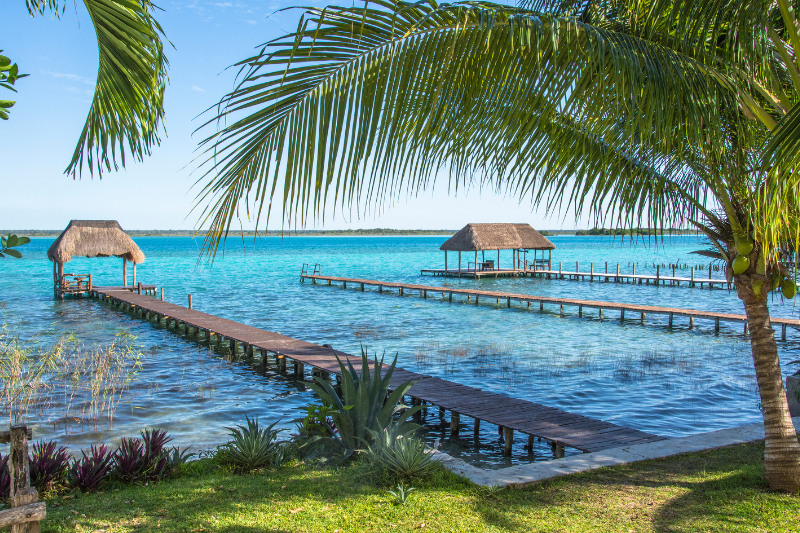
[440,223,555,251]
[47,220,145,263]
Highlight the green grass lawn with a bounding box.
[41,440,800,533]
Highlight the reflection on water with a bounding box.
[0,235,796,469]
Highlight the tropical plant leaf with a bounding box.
[690,250,725,260]
[27,1,170,177]
[194,0,759,258]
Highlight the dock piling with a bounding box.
[503,427,514,455]
[450,412,460,438]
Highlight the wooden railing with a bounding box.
[57,273,92,294]
[0,426,46,532]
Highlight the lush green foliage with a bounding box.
[0,234,30,258]
[113,429,188,483]
[365,422,437,481]
[21,1,169,177]
[38,439,800,532]
[68,444,115,493]
[304,349,421,461]
[217,416,286,472]
[0,50,27,121]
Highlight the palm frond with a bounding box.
[29,0,170,177]
[195,0,742,258]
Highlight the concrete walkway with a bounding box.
[433,417,800,487]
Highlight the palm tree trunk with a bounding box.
[736,275,800,493]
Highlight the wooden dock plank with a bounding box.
[92,287,667,454]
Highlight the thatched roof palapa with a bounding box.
[47,220,145,264]
[440,223,555,252]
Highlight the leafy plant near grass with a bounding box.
[114,429,188,483]
[30,440,69,493]
[365,422,437,481]
[217,416,285,473]
[68,444,114,492]
[304,348,421,460]
[294,403,336,441]
[387,484,415,505]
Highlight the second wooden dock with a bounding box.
[300,273,800,340]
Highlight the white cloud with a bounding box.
[45,71,94,85]
[246,19,257,24]
[214,2,233,6]
[191,85,206,92]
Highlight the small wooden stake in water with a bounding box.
[188,294,193,310]
[160,287,164,301]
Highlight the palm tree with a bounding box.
[197,0,800,492]
[15,1,169,176]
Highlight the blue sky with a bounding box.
[2,0,584,231]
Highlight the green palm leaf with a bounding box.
[195,0,763,257]
[26,0,169,177]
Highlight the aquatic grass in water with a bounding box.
[0,324,142,432]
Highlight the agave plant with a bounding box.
[68,445,114,492]
[387,484,416,506]
[305,348,421,460]
[217,417,285,473]
[365,422,437,481]
[165,446,195,474]
[29,440,69,493]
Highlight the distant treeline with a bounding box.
[574,228,699,236]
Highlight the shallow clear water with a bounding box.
[2,235,798,468]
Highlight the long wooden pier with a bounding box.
[89,286,667,456]
[300,274,800,340]
[422,262,729,288]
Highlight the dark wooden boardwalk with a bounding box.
[301,274,800,340]
[421,266,728,287]
[91,287,667,455]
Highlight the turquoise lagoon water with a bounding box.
[2,234,799,468]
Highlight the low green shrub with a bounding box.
[217,416,285,473]
[365,422,438,481]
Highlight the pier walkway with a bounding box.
[300,274,800,340]
[90,287,666,456]
[422,265,728,288]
